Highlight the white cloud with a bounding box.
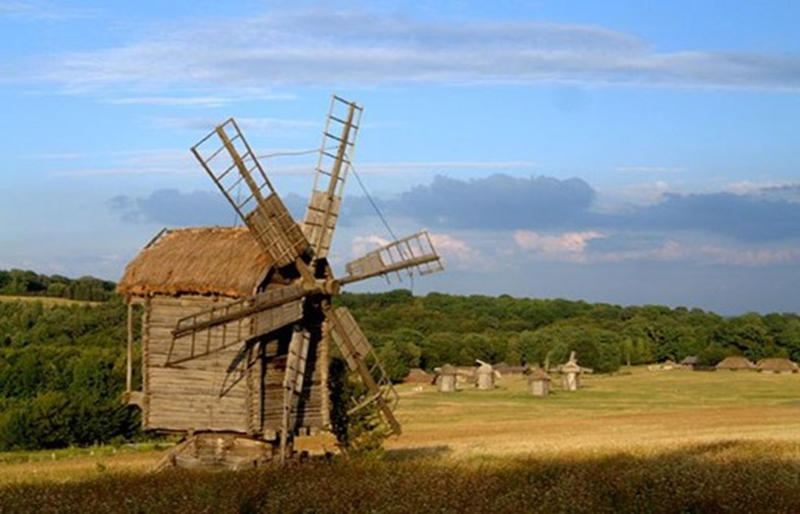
[514,230,605,262]
[102,92,296,107]
[0,0,97,21]
[104,96,236,108]
[429,232,490,271]
[153,116,319,133]
[723,180,800,196]
[47,149,195,177]
[615,166,684,174]
[350,234,391,259]
[596,240,800,267]
[11,10,800,94]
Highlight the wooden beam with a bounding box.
[126,302,134,394]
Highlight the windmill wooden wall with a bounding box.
[141,295,250,432]
[120,227,329,441]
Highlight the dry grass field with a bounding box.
[2,367,800,511]
[389,366,800,457]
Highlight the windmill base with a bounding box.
[152,432,289,471]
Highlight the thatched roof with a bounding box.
[118,227,272,298]
[757,358,799,373]
[438,364,457,375]
[681,356,698,366]
[527,367,551,381]
[403,368,431,384]
[716,356,756,370]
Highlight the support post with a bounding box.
[126,301,133,394]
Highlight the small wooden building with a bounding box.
[756,358,799,374]
[118,227,328,442]
[715,356,756,371]
[403,368,431,384]
[527,367,551,397]
[436,364,458,393]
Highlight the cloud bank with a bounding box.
[13,10,800,95]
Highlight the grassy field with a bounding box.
[0,295,100,307]
[2,367,800,511]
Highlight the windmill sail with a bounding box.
[166,284,307,366]
[280,327,312,462]
[327,306,401,435]
[303,96,363,261]
[192,118,309,267]
[341,231,444,285]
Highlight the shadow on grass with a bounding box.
[1,439,799,513]
[384,445,452,461]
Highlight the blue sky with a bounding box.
[1,1,799,314]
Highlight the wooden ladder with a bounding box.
[303,95,363,260]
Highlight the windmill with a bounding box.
[119,95,443,467]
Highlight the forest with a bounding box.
[0,269,116,302]
[1,268,799,451]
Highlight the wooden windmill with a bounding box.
[118,96,443,467]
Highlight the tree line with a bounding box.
[0,298,140,450]
[0,269,116,302]
[1,280,799,450]
[337,290,800,381]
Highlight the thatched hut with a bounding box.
[680,356,698,369]
[403,368,431,384]
[527,367,551,397]
[715,356,756,371]
[757,358,799,374]
[118,227,327,442]
[436,364,458,393]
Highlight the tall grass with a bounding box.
[1,440,799,513]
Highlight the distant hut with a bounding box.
[475,359,499,390]
[527,367,551,397]
[680,356,698,369]
[561,352,582,391]
[403,368,431,384]
[436,364,458,392]
[716,356,756,371]
[757,358,799,374]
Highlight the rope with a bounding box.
[350,164,399,243]
[256,147,322,159]
[350,164,415,292]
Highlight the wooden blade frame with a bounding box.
[192,118,308,267]
[280,327,312,464]
[166,284,307,367]
[327,306,401,436]
[303,96,363,260]
[341,231,444,286]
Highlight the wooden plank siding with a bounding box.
[144,295,250,433]
[137,294,330,440]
